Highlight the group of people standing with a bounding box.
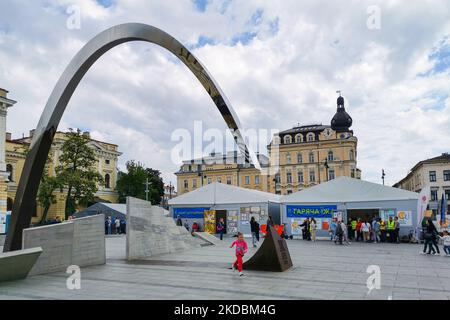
[421,218,450,256]
[104,216,126,235]
[346,216,401,243]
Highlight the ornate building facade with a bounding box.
[176,95,361,196]
[1,88,122,224]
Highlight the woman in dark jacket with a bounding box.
[250,217,260,247]
[422,219,440,255]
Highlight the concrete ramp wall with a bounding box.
[22,215,105,275]
[193,232,225,246]
[126,197,202,260]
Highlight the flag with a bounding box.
[417,186,430,228]
[440,192,447,226]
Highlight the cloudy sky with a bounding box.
[1,0,450,187]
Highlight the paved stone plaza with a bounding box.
[0,235,450,300]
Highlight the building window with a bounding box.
[429,171,437,182]
[244,176,250,185]
[287,190,293,195]
[298,171,304,183]
[7,198,13,211]
[104,174,111,189]
[227,176,232,185]
[349,150,354,161]
[6,164,13,182]
[217,177,222,183]
[255,175,260,184]
[351,169,355,178]
[309,152,315,163]
[184,180,189,189]
[444,170,450,181]
[431,189,438,201]
[295,134,302,143]
[273,136,280,145]
[284,135,292,144]
[207,177,212,184]
[307,133,315,142]
[286,172,292,184]
[328,169,335,180]
[445,189,450,201]
[327,151,334,162]
[297,153,302,164]
[275,174,280,184]
[193,179,197,188]
[105,159,110,165]
[286,153,291,164]
[309,170,316,182]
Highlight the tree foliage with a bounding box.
[116,160,164,204]
[55,128,103,218]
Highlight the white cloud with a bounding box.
[1,0,450,187]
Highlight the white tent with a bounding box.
[281,177,418,204]
[169,182,280,206]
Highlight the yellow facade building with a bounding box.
[5,130,122,223]
[176,95,361,196]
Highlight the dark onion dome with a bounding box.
[331,96,352,132]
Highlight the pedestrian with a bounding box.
[111,218,116,234]
[372,218,380,243]
[356,218,363,242]
[394,217,400,243]
[176,215,183,227]
[341,220,351,244]
[300,218,311,241]
[184,220,190,231]
[217,218,225,241]
[104,218,110,235]
[348,219,354,240]
[191,221,200,234]
[250,216,260,247]
[361,220,371,242]
[329,218,337,241]
[421,219,440,255]
[120,219,126,234]
[230,232,248,277]
[115,217,121,235]
[387,216,395,243]
[438,230,450,256]
[335,221,343,245]
[379,219,386,242]
[266,216,274,232]
[310,218,317,242]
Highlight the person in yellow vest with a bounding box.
[379,219,386,242]
[351,219,357,240]
[387,216,395,243]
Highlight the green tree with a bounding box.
[116,160,164,204]
[37,171,62,224]
[56,128,103,218]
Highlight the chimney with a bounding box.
[6,132,11,140]
[29,129,35,138]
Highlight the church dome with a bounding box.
[331,96,352,132]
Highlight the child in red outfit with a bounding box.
[230,232,248,276]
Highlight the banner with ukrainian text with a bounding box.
[286,205,337,218]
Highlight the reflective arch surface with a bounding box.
[4,23,261,252]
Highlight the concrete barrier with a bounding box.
[0,247,43,283]
[22,215,105,275]
[193,232,225,246]
[126,197,202,260]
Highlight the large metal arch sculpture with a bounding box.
[4,23,261,252]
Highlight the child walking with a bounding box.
[439,230,450,256]
[230,232,248,276]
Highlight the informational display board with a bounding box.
[227,210,239,234]
[396,210,413,226]
[204,210,216,234]
[240,206,262,226]
[379,209,396,221]
[286,205,337,218]
[0,212,6,234]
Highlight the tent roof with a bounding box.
[74,202,126,219]
[281,177,419,204]
[169,182,280,206]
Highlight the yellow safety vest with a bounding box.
[387,220,395,230]
[351,221,357,230]
[380,221,386,230]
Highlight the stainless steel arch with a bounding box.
[4,23,261,252]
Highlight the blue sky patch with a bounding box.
[96,0,114,8]
[231,31,257,46]
[192,0,210,12]
[420,36,450,76]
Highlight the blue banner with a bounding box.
[173,207,210,218]
[286,205,337,218]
